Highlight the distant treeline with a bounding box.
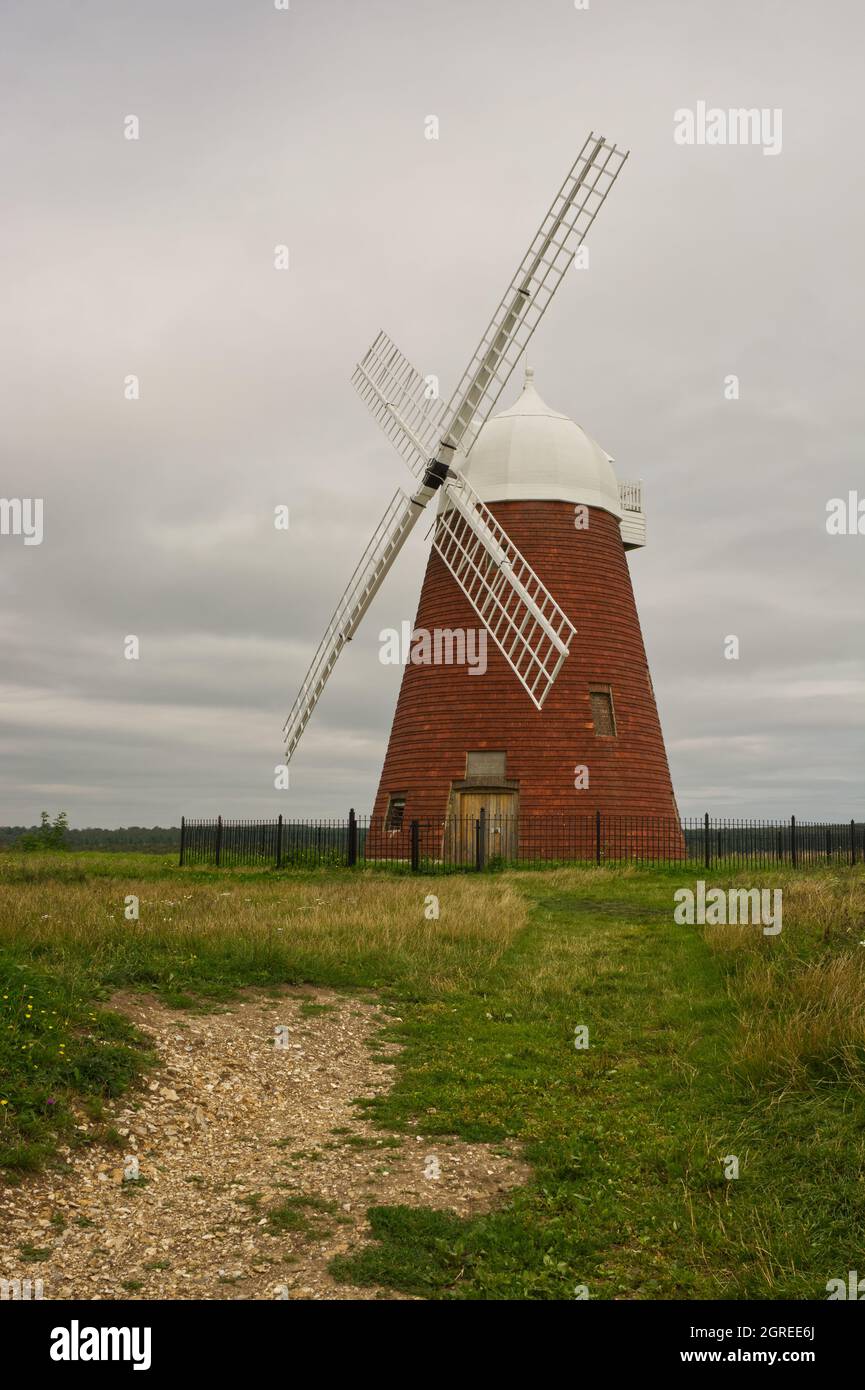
[0,825,181,852]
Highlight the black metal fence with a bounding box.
[179,813,864,873]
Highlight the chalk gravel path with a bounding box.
[0,988,527,1300]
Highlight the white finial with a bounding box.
[523,364,534,389]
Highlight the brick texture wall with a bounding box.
[372,500,679,822]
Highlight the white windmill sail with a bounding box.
[352,133,628,474]
[282,489,425,761]
[351,331,449,480]
[434,472,577,709]
[284,132,628,761]
[442,133,628,460]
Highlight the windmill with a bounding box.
[285,133,628,743]
[283,133,680,855]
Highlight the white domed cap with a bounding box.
[450,367,622,518]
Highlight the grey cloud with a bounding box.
[1,0,862,824]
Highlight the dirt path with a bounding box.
[0,988,528,1300]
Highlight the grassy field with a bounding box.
[1,850,864,1299]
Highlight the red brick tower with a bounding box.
[371,370,679,851]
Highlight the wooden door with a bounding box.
[453,791,518,863]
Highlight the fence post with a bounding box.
[595,809,601,866]
[703,812,710,870]
[179,815,186,867]
[476,808,486,872]
[347,808,358,868]
[790,815,797,868]
[410,819,419,873]
[851,819,857,866]
[215,814,223,868]
[276,813,283,869]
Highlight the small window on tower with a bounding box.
[465,750,507,781]
[589,685,616,737]
[385,794,406,831]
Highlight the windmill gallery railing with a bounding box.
[179,814,864,873]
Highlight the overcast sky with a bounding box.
[1,0,862,827]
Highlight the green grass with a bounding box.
[339,867,865,1299]
[18,1243,52,1262]
[1,850,863,1299]
[265,1193,340,1236]
[0,953,152,1175]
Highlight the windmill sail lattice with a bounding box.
[433,472,577,709]
[442,133,628,460]
[283,132,628,762]
[351,331,449,480]
[282,489,423,761]
[351,134,628,478]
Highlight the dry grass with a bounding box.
[733,954,865,1087]
[702,870,865,1088]
[0,870,528,999]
